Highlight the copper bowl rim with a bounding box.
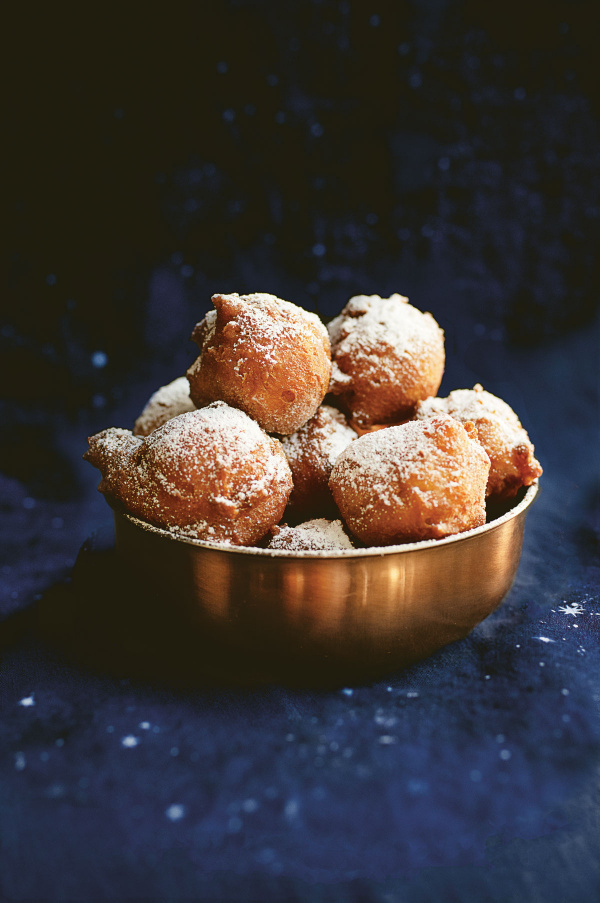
[116,480,540,560]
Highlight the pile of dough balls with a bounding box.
[85,291,542,550]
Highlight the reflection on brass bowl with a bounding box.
[113,482,539,687]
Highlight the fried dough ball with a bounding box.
[133,376,195,436]
[327,293,445,429]
[268,519,355,551]
[186,292,332,435]
[329,415,490,546]
[280,404,358,518]
[415,384,542,499]
[84,402,293,546]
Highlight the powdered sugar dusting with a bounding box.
[85,402,293,544]
[188,292,331,435]
[415,384,542,497]
[217,292,328,346]
[269,519,354,551]
[139,404,289,507]
[281,405,357,472]
[416,384,522,431]
[329,415,490,543]
[331,416,469,494]
[133,376,196,436]
[328,293,443,378]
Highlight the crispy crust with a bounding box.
[415,384,543,499]
[327,293,445,428]
[329,415,490,546]
[84,403,293,546]
[187,293,332,435]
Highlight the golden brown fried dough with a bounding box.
[186,292,331,435]
[84,402,293,546]
[280,404,358,518]
[415,384,542,499]
[133,376,195,436]
[327,293,445,429]
[329,415,490,546]
[268,519,355,551]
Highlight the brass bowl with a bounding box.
[113,482,539,687]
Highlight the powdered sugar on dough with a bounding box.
[331,417,470,498]
[84,402,293,545]
[269,518,355,551]
[281,405,357,476]
[329,415,490,545]
[416,383,522,431]
[415,384,542,498]
[187,292,331,435]
[133,376,196,436]
[328,294,439,367]
[327,293,445,427]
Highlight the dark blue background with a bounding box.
[2,2,599,900]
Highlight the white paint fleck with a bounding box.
[165,803,186,822]
[15,752,26,771]
[342,688,353,697]
[406,691,419,698]
[378,735,398,745]
[561,688,570,695]
[499,749,512,761]
[139,722,151,730]
[18,695,35,707]
[558,603,584,616]
[121,735,140,748]
[535,636,555,643]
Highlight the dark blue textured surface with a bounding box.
[2,3,599,900]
